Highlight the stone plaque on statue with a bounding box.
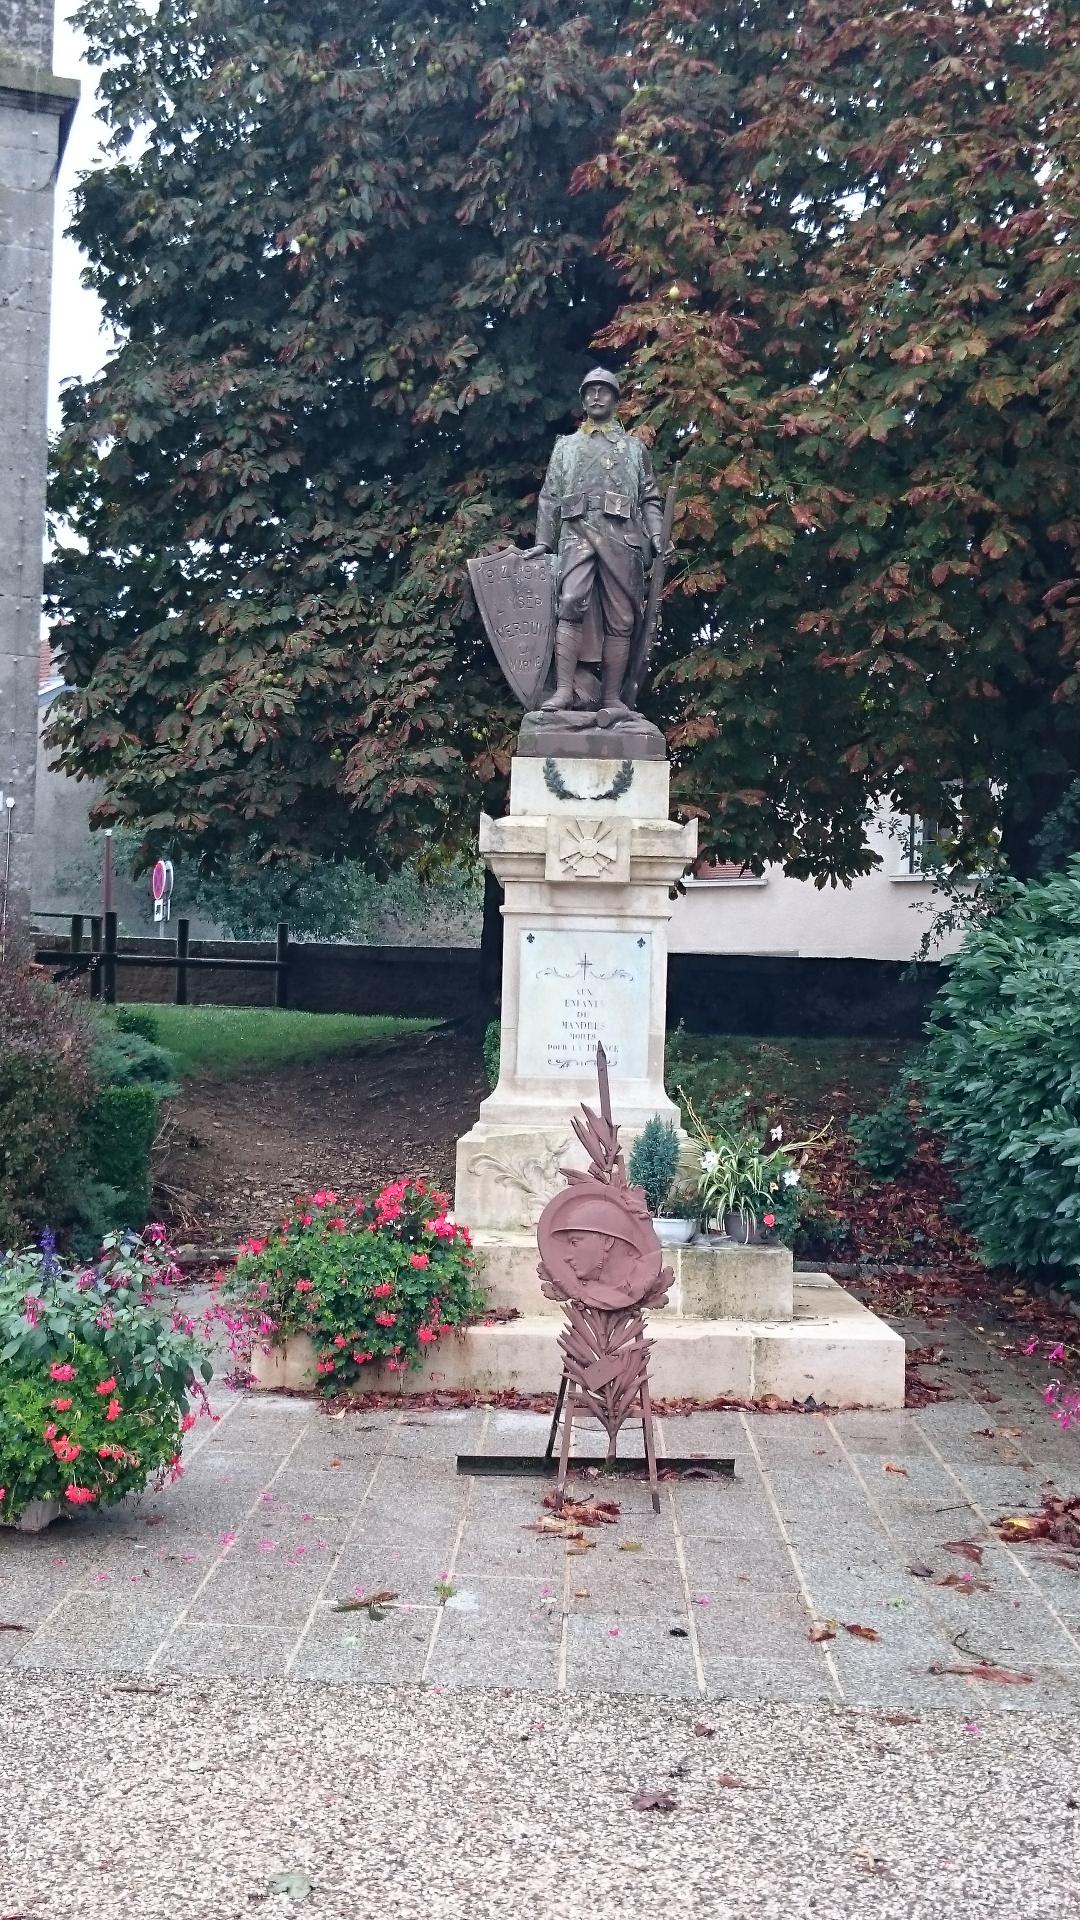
[516,929,652,1080]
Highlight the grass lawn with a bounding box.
[132,1005,434,1082]
[666,1030,914,1121]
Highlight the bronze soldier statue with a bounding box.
[522,368,669,717]
[468,368,677,733]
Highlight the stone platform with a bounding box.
[250,1243,906,1409]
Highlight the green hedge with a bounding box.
[84,1085,160,1230]
[920,859,1080,1289]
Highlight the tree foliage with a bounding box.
[48,0,1080,882]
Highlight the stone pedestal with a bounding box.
[454,752,696,1232]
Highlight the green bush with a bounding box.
[0,952,93,1249]
[89,1012,180,1096]
[113,1005,161,1045]
[628,1117,680,1214]
[849,1083,918,1178]
[920,859,1080,1288]
[483,1020,501,1092]
[83,1085,160,1231]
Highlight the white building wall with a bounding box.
[669,814,958,963]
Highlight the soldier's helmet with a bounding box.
[578,366,621,399]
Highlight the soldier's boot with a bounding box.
[600,635,633,715]
[542,621,582,711]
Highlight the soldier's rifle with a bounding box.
[625,462,680,708]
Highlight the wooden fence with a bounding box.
[34,912,290,1007]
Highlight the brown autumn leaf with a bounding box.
[716,1773,749,1789]
[883,1711,920,1726]
[693,1723,716,1738]
[631,1788,678,1814]
[943,1539,985,1564]
[929,1662,1033,1685]
[908,1562,935,1579]
[542,1492,620,1527]
[619,1540,644,1553]
[843,1623,881,1642]
[526,1516,586,1541]
[808,1621,836,1643]
[934,1571,992,1593]
[883,1463,908,1476]
[0,1624,29,1633]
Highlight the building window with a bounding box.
[894,815,940,879]
[688,861,768,887]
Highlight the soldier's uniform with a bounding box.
[535,369,664,712]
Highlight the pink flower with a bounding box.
[295,1279,314,1293]
[386,1359,403,1372]
[353,1351,372,1364]
[311,1190,337,1208]
[1048,1343,1067,1364]
[315,1358,336,1375]
[1023,1336,1040,1356]
[297,1213,313,1227]
[180,1411,198,1432]
[431,1216,456,1240]
[763,1213,776,1229]
[374,1311,397,1327]
[105,1399,122,1423]
[49,1363,76,1382]
[410,1252,430,1270]
[372,1282,395,1299]
[65,1485,97,1505]
[52,1397,73,1412]
[95,1377,118,1396]
[417,1327,438,1344]
[333,1333,347,1348]
[240,1237,267,1256]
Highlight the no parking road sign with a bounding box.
[151,859,174,924]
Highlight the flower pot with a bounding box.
[2,1499,62,1534]
[719,1212,760,1246]
[654,1217,695,1248]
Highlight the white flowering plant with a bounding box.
[681,1095,828,1240]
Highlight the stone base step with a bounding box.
[251,1274,905,1409]
[471,1228,794,1321]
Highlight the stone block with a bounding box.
[509,753,670,820]
[679,1243,793,1321]
[751,1275,906,1409]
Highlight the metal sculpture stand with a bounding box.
[544,1361,661,1514]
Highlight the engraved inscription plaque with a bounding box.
[516,928,651,1079]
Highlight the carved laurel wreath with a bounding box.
[543,757,634,804]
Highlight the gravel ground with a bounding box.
[0,1667,1077,1920]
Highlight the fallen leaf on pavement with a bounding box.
[693,1723,716,1738]
[332,1590,398,1620]
[883,1463,908,1476]
[619,1540,643,1553]
[843,1623,881,1642]
[929,1662,1033,1685]
[631,1789,678,1814]
[853,1843,890,1876]
[908,1562,934,1579]
[995,1493,1080,1549]
[542,1493,620,1527]
[717,1773,749,1789]
[943,1539,985,1564]
[935,1571,991,1593]
[882,1712,920,1726]
[808,1621,836,1643]
[0,1624,29,1633]
[526,1517,586,1541]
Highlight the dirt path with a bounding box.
[156,1025,486,1247]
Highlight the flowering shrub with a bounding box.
[218,1181,486,1393]
[0,1228,214,1524]
[682,1093,828,1241]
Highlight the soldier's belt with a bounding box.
[561,490,632,521]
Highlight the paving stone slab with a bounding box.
[12,1595,179,1674]
[564,1616,700,1697]
[155,1624,298,1679]
[681,1537,801,1595]
[567,1557,687,1620]
[704,1654,840,1704]
[425,1581,562,1691]
[291,1607,434,1686]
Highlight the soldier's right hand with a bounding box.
[518,544,552,560]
